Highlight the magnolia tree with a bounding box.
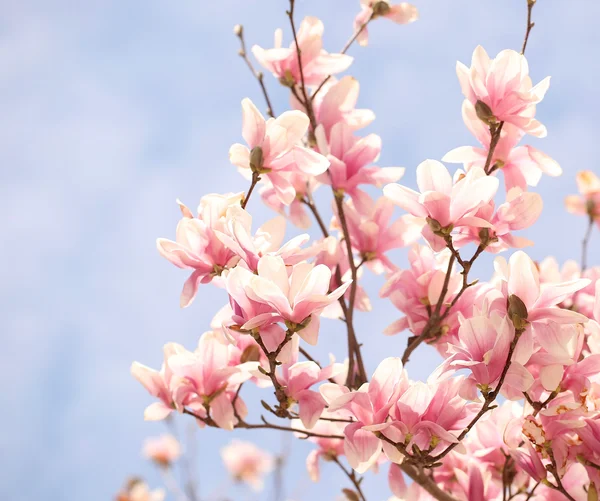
[120,1,600,500]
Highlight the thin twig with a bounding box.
[548,449,577,501]
[521,0,536,56]
[331,456,367,501]
[334,194,367,388]
[400,464,461,501]
[241,172,260,209]
[582,214,594,271]
[235,25,275,118]
[287,0,317,131]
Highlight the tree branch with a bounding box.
[235,25,275,118]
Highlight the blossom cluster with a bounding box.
[127,2,600,501]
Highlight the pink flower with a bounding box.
[116,481,165,501]
[565,170,600,228]
[214,206,313,272]
[131,342,187,421]
[229,98,329,205]
[334,195,423,274]
[314,236,372,317]
[380,245,463,336]
[439,310,534,399]
[456,46,551,137]
[451,187,543,253]
[260,172,318,229]
[156,194,243,307]
[252,17,353,87]
[443,101,561,191]
[167,331,255,430]
[383,160,499,251]
[382,377,478,459]
[509,441,547,483]
[321,357,409,472]
[225,255,351,345]
[316,122,404,212]
[354,1,418,47]
[491,250,590,329]
[142,435,181,467]
[292,411,347,481]
[297,75,375,137]
[277,360,344,428]
[220,440,274,491]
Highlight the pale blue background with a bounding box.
[1,1,598,500]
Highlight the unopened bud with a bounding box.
[278,69,296,88]
[426,216,442,233]
[240,344,261,363]
[588,482,598,501]
[249,146,264,173]
[475,100,498,126]
[508,294,529,331]
[372,1,391,17]
[342,489,361,501]
[233,24,243,36]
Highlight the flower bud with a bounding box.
[372,1,391,17]
[233,24,243,36]
[475,100,498,126]
[426,216,442,233]
[342,489,361,501]
[508,294,529,331]
[249,146,264,173]
[588,482,598,501]
[240,344,261,363]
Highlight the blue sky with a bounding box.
[1,1,599,500]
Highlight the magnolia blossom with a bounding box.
[157,194,243,307]
[438,309,534,400]
[443,101,561,191]
[354,1,418,47]
[316,121,405,212]
[491,251,590,329]
[565,170,600,227]
[214,206,313,272]
[335,195,422,274]
[384,159,499,250]
[142,435,181,467]
[252,17,353,86]
[457,46,551,137]
[299,75,375,137]
[275,360,343,428]
[321,357,409,472]
[131,343,187,420]
[224,255,351,345]
[260,172,318,229]
[132,332,255,430]
[292,411,347,481]
[452,187,543,252]
[116,481,165,501]
[221,440,274,491]
[229,98,329,204]
[380,245,463,336]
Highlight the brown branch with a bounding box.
[400,464,461,501]
[426,327,524,465]
[287,0,317,132]
[521,0,536,56]
[582,214,594,271]
[241,172,260,209]
[334,194,367,388]
[252,329,295,417]
[331,457,367,501]
[547,449,577,501]
[235,25,275,118]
